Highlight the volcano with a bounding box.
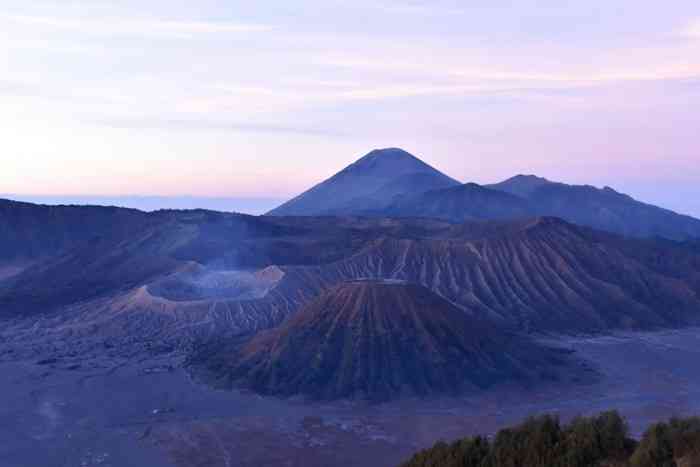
[266,148,460,216]
[213,280,580,401]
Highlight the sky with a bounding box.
[1,1,699,216]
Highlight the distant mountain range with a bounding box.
[268,148,700,240]
[2,195,283,215]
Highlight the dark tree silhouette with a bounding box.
[399,412,700,467]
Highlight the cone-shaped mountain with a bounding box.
[266,148,460,216]
[216,280,580,401]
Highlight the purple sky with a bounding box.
[1,1,699,216]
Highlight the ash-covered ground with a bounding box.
[2,328,700,467]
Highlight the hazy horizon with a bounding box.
[5,149,700,217]
[2,1,699,216]
[1,193,285,215]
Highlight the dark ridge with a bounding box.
[487,176,700,240]
[381,182,533,222]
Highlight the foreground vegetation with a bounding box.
[400,411,700,467]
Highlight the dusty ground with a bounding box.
[2,328,700,467]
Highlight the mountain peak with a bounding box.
[267,148,459,216]
[487,174,554,198]
[365,147,413,157]
[510,174,551,184]
[341,147,434,175]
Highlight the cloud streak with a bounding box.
[88,117,344,137]
[1,14,273,38]
[318,57,700,88]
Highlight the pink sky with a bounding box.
[1,1,699,216]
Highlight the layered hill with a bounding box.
[266,148,700,240]
[290,217,700,332]
[267,148,460,216]
[0,198,152,262]
[378,176,700,240]
[3,202,700,335]
[382,183,531,222]
[489,175,700,240]
[0,208,452,317]
[204,280,579,401]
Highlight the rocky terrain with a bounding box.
[3,327,700,467]
[2,207,700,359]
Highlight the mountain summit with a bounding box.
[487,174,554,198]
[266,148,459,216]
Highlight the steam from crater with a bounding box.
[148,264,284,302]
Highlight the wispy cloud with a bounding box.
[0,14,273,38]
[318,56,700,89]
[88,117,343,137]
[359,1,467,16]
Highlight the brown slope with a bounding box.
[214,280,579,401]
[281,217,700,333]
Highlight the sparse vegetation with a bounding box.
[399,411,700,467]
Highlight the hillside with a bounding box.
[201,280,580,401]
[296,217,700,332]
[0,198,152,262]
[382,183,532,222]
[267,148,700,239]
[488,175,700,240]
[3,204,700,336]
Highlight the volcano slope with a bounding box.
[0,209,451,319]
[267,148,460,216]
[197,280,581,401]
[276,217,700,334]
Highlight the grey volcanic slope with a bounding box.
[3,202,700,337]
[267,148,460,216]
[200,280,579,401]
[280,218,700,333]
[488,175,700,240]
[3,198,700,338]
[0,208,453,318]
